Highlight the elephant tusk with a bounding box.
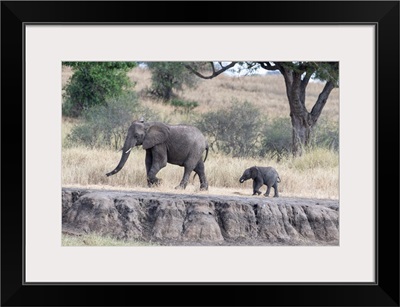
[125,148,132,154]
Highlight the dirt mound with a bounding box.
[62,188,339,246]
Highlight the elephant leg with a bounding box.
[193,160,208,191]
[176,166,193,189]
[252,179,262,195]
[273,182,279,197]
[147,150,167,187]
[264,185,271,197]
[145,150,152,186]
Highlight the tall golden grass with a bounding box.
[62,145,338,199]
[62,65,339,200]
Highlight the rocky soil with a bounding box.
[62,187,339,246]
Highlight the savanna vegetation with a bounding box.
[62,62,339,199]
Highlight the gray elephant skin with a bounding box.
[239,166,281,197]
[106,120,209,190]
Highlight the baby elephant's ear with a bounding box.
[143,123,170,149]
[250,166,259,178]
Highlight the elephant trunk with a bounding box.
[106,138,136,177]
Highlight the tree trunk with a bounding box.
[280,67,335,156]
[290,112,311,156]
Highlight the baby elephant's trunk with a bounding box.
[239,169,251,183]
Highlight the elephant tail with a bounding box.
[277,176,281,183]
[203,144,209,162]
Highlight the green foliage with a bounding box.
[196,101,262,157]
[62,62,137,117]
[66,92,159,149]
[146,62,198,101]
[260,117,293,160]
[280,61,339,85]
[170,99,199,120]
[311,119,339,151]
[311,62,339,85]
[259,117,339,160]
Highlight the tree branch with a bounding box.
[301,70,313,87]
[258,62,281,71]
[184,62,238,79]
[300,70,313,102]
[310,81,336,124]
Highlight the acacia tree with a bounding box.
[184,61,339,156]
[146,62,198,101]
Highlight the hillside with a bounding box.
[63,65,340,122]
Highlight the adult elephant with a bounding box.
[106,119,209,190]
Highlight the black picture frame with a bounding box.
[1,1,399,306]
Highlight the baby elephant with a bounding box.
[239,166,281,197]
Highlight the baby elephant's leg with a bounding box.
[273,182,279,197]
[264,185,271,197]
[253,179,262,195]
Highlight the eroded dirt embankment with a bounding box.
[62,188,339,246]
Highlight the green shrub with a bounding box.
[66,92,159,149]
[62,62,136,117]
[170,99,199,122]
[259,117,292,159]
[259,117,339,160]
[311,119,339,151]
[197,103,338,160]
[196,101,262,157]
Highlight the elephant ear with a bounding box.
[142,123,170,150]
[250,166,259,178]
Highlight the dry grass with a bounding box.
[62,233,159,246]
[62,146,338,199]
[62,117,80,146]
[62,64,339,200]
